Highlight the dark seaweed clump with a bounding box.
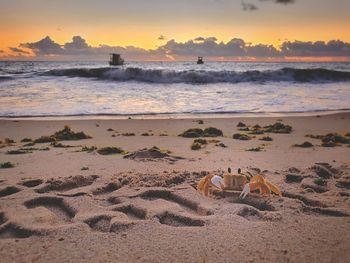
[34,125,91,143]
[179,127,223,138]
[191,142,202,150]
[0,162,14,168]
[97,147,124,155]
[259,136,273,141]
[233,133,251,140]
[294,141,314,148]
[306,133,349,147]
[21,138,32,143]
[263,122,292,134]
[54,125,91,140]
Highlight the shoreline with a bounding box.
[1,109,350,121]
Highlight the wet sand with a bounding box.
[0,112,349,262]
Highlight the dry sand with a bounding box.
[0,113,349,262]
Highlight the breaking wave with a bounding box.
[44,67,350,84]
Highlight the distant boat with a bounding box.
[197,56,204,64]
[109,53,124,66]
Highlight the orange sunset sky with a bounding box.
[1,0,350,61]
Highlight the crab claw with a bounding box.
[239,183,250,199]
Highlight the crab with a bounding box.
[197,170,281,199]
[239,174,282,199]
[197,169,249,197]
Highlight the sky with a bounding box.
[1,0,350,61]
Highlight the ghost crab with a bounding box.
[197,168,281,199]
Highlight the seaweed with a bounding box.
[179,128,204,138]
[233,133,251,140]
[0,162,14,168]
[263,122,292,134]
[121,133,135,136]
[34,136,56,144]
[6,150,29,155]
[259,136,273,141]
[314,178,327,186]
[97,147,124,155]
[81,146,97,153]
[194,138,207,145]
[203,127,223,137]
[20,138,32,143]
[54,125,91,141]
[237,122,246,127]
[294,141,313,148]
[191,142,202,150]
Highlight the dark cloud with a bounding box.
[8,35,350,60]
[20,36,63,55]
[9,47,30,54]
[281,40,350,57]
[241,2,258,11]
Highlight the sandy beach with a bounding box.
[0,112,350,262]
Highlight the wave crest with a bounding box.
[45,67,350,84]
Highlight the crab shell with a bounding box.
[223,173,247,191]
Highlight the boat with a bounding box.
[109,53,124,66]
[197,56,204,64]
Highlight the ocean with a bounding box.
[0,61,350,117]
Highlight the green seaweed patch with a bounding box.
[196,120,204,124]
[306,133,349,147]
[179,128,204,138]
[263,122,292,134]
[21,138,32,143]
[246,147,264,152]
[237,121,246,127]
[259,136,273,141]
[293,141,314,148]
[50,142,75,148]
[81,167,89,171]
[194,138,208,145]
[97,147,125,155]
[179,127,223,138]
[233,133,251,140]
[248,130,264,135]
[191,142,202,150]
[159,133,168,136]
[23,142,35,147]
[0,161,14,168]
[203,127,223,137]
[54,125,91,141]
[314,178,327,186]
[34,136,56,143]
[5,138,15,144]
[216,142,227,148]
[19,147,49,151]
[150,146,172,154]
[107,128,114,132]
[121,132,135,136]
[141,132,153,136]
[6,149,30,155]
[81,146,98,153]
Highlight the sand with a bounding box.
[0,112,349,262]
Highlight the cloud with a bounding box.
[9,47,30,54]
[20,36,63,55]
[241,2,258,11]
[3,35,349,61]
[281,40,350,57]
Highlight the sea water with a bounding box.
[0,61,349,117]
